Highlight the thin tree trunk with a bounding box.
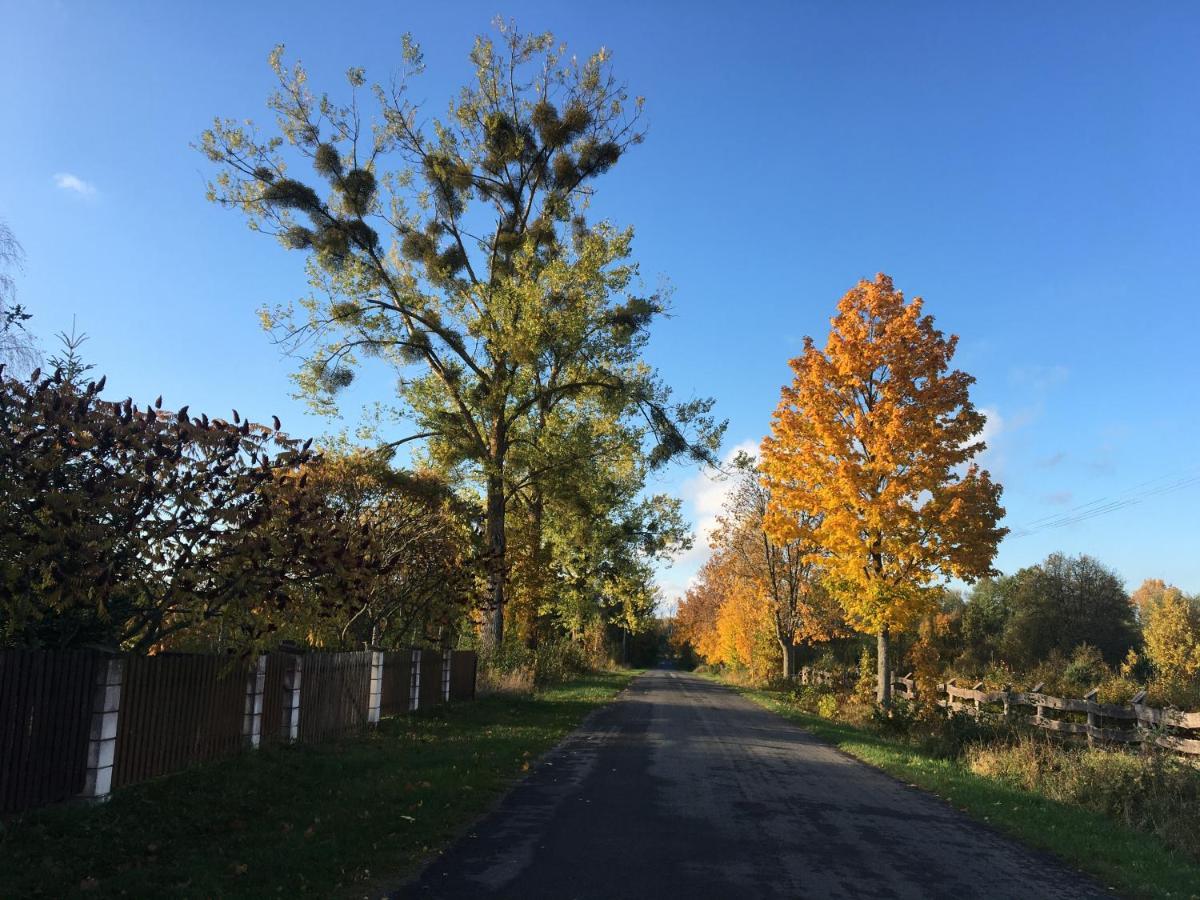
[485,470,506,649]
[876,627,891,706]
[779,638,794,679]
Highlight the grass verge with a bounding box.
[0,669,636,899]
[731,682,1200,900]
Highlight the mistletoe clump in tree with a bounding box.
[199,22,722,647]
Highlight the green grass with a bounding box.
[733,683,1200,900]
[0,670,636,899]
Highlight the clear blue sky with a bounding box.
[3,1,1198,605]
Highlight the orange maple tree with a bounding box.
[761,274,1006,704]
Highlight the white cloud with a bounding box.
[978,406,1004,449]
[53,172,97,196]
[678,438,760,555]
[655,438,761,613]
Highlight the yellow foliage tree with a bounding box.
[714,573,781,682]
[713,454,846,678]
[671,554,730,666]
[1140,582,1200,688]
[762,274,1006,704]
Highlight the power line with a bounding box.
[1007,466,1200,538]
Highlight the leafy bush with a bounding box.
[532,638,591,687]
[816,694,839,720]
[869,696,919,737]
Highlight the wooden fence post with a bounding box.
[409,648,421,712]
[442,648,452,703]
[1032,682,1046,723]
[242,656,267,749]
[1085,687,1099,747]
[368,651,384,725]
[973,682,984,715]
[80,656,123,802]
[282,655,302,742]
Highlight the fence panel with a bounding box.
[379,650,414,718]
[0,650,98,813]
[112,654,250,790]
[297,651,371,743]
[418,649,444,709]
[449,650,477,701]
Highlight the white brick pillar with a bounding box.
[242,656,267,748]
[282,655,303,741]
[409,648,421,712]
[442,649,453,702]
[368,651,384,724]
[80,656,123,801]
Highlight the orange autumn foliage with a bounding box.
[761,274,1006,696]
[674,549,780,681]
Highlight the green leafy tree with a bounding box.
[960,575,1017,666]
[199,22,722,647]
[998,553,1139,668]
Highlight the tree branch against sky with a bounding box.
[200,21,723,646]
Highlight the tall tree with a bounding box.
[762,274,1006,704]
[200,22,721,647]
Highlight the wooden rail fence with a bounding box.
[0,647,477,815]
[797,666,1200,757]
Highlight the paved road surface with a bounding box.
[399,670,1107,899]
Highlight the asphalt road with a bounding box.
[399,669,1108,899]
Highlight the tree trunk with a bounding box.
[876,627,891,706]
[485,470,506,649]
[779,639,795,679]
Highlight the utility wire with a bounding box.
[1008,466,1200,538]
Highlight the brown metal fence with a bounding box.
[1,646,475,814]
[449,650,477,701]
[380,650,414,717]
[112,654,251,789]
[418,649,444,709]
[297,651,371,743]
[0,650,98,814]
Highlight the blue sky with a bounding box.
[3,1,1199,605]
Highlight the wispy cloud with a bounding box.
[1010,363,1069,393]
[1038,451,1067,469]
[53,172,97,197]
[1042,490,1073,506]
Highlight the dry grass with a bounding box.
[968,735,1200,859]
